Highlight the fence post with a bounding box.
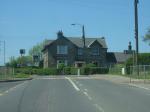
[77,68,80,76]
[130,66,132,83]
[144,65,146,84]
[12,67,15,79]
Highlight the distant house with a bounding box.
[107,42,135,66]
[42,31,108,68]
[42,31,134,68]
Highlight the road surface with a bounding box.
[0,76,150,112]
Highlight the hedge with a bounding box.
[15,68,61,75]
[64,67,109,75]
[15,67,109,75]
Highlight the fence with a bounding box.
[129,65,150,83]
[0,66,14,80]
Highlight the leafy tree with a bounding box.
[126,53,150,67]
[28,39,49,56]
[125,53,150,74]
[7,56,33,68]
[143,28,150,45]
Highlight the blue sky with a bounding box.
[0,0,150,65]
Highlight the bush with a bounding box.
[64,67,71,75]
[80,67,109,75]
[15,67,60,75]
[125,53,150,74]
[14,66,109,76]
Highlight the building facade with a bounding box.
[42,31,108,68]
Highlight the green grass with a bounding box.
[14,73,31,78]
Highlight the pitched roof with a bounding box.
[42,37,107,51]
[42,40,54,51]
[107,52,132,63]
[67,37,107,48]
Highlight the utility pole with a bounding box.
[134,0,139,76]
[71,24,86,65]
[4,41,6,66]
[82,25,86,48]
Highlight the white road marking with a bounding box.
[84,88,88,92]
[0,81,28,96]
[94,104,105,112]
[79,83,83,86]
[65,77,80,91]
[83,91,88,96]
[0,93,3,96]
[83,91,92,100]
[128,84,150,91]
[4,90,9,93]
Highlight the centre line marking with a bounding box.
[94,104,105,112]
[65,77,80,91]
[84,88,88,92]
[83,91,92,100]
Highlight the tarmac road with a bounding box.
[0,76,150,112]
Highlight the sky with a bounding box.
[0,0,150,65]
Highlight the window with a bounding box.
[92,48,99,55]
[78,48,83,55]
[57,45,68,54]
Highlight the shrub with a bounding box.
[125,53,150,74]
[14,67,60,75]
[64,67,71,75]
[70,67,78,75]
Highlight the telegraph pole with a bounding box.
[134,0,139,76]
[4,41,6,66]
[82,25,86,48]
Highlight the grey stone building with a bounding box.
[42,31,108,68]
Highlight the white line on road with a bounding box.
[79,83,83,86]
[0,81,28,96]
[65,77,80,91]
[83,91,92,100]
[0,93,3,96]
[94,104,105,112]
[84,88,88,92]
[128,84,150,91]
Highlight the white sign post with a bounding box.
[77,68,80,76]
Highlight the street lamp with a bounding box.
[71,23,86,65]
[71,24,86,48]
[0,40,6,66]
[134,0,139,76]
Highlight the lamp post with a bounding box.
[71,24,86,48]
[71,24,86,66]
[134,0,139,76]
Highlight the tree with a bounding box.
[7,56,33,68]
[125,53,150,74]
[143,28,150,45]
[28,39,49,56]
